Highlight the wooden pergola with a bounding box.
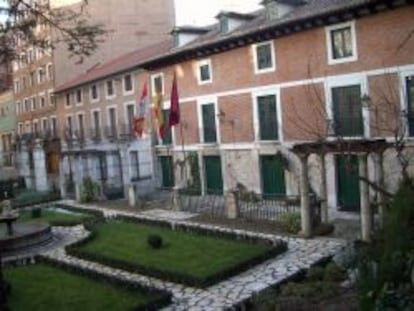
[291,139,391,241]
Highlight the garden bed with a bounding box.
[3,257,171,311]
[67,217,287,287]
[18,208,94,227]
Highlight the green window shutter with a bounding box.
[332,85,363,137]
[162,109,172,145]
[256,44,272,70]
[202,104,217,143]
[260,155,286,198]
[204,156,223,194]
[160,156,174,188]
[406,76,414,137]
[258,95,278,140]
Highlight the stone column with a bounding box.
[19,142,32,188]
[319,152,328,223]
[33,139,48,191]
[359,153,371,242]
[375,152,385,228]
[128,184,136,207]
[299,154,312,238]
[74,155,82,202]
[225,190,239,219]
[58,155,67,199]
[119,146,130,198]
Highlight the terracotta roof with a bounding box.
[54,39,173,93]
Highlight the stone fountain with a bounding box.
[0,192,53,258]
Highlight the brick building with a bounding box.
[53,0,414,229]
[13,0,175,190]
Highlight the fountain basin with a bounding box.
[0,223,53,255]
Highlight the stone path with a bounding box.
[3,200,347,310]
[40,200,347,310]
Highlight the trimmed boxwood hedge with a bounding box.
[33,256,172,311]
[12,190,61,208]
[52,203,105,219]
[66,217,288,288]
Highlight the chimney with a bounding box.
[261,0,306,21]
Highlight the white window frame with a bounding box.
[122,74,135,95]
[49,115,57,136]
[197,59,213,85]
[106,105,118,135]
[16,102,21,115]
[76,111,85,136]
[38,92,46,108]
[18,123,24,134]
[251,86,283,142]
[124,100,136,125]
[65,92,72,109]
[75,88,83,106]
[47,62,53,81]
[197,96,220,144]
[325,74,369,139]
[252,40,276,74]
[90,83,100,103]
[91,108,101,136]
[41,117,48,132]
[399,69,414,138]
[150,73,165,97]
[105,79,116,99]
[48,89,54,106]
[326,20,358,65]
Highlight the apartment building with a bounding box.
[133,0,414,223]
[54,41,172,200]
[13,0,175,190]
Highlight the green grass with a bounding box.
[74,221,275,281]
[18,209,92,226]
[4,264,164,311]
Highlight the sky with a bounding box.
[174,0,261,26]
[0,0,7,25]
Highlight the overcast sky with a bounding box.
[175,0,261,26]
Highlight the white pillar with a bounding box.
[19,142,33,188]
[128,184,136,207]
[359,153,372,242]
[299,154,312,238]
[120,147,130,198]
[59,155,67,198]
[74,155,82,202]
[33,139,48,191]
[375,152,385,228]
[320,152,328,223]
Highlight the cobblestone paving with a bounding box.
[39,200,347,310]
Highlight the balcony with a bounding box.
[90,128,102,144]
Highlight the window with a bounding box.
[106,80,115,97]
[76,89,82,104]
[14,80,20,93]
[92,110,101,138]
[151,73,164,96]
[257,94,279,141]
[42,119,48,132]
[162,109,172,145]
[77,114,85,139]
[47,64,53,80]
[406,75,414,136]
[18,123,24,134]
[16,102,21,114]
[31,97,37,110]
[90,84,99,101]
[198,59,212,84]
[332,85,363,137]
[219,16,229,33]
[50,117,57,136]
[123,74,133,93]
[65,93,71,107]
[108,107,117,137]
[253,41,275,73]
[67,115,73,135]
[126,104,135,134]
[201,103,217,143]
[40,95,45,108]
[326,21,357,64]
[24,98,30,112]
[33,121,39,134]
[130,151,140,180]
[38,67,46,83]
[30,71,36,86]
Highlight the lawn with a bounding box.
[4,263,168,311]
[69,220,285,286]
[18,209,93,226]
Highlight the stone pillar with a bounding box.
[19,142,33,188]
[33,139,48,191]
[225,190,239,219]
[359,153,371,242]
[119,147,130,198]
[299,154,312,238]
[74,155,82,202]
[58,155,67,199]
[375,152,385,228]
[128,184,136,207]
[319,152,328,223]
[172,186,181,211]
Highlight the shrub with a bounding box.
[12,190,61,208]
[31,208,42,218]
[306,266,325,281]
[324,262,346,282]
[281,212,301,234]
[81,177,99,203]
[147,234,163,249]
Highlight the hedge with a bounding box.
[12,190,61,208]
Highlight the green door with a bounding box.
[260,155,286,198]
[160,156,174,188]
[204,156,223,194]
[336,155,360,212]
